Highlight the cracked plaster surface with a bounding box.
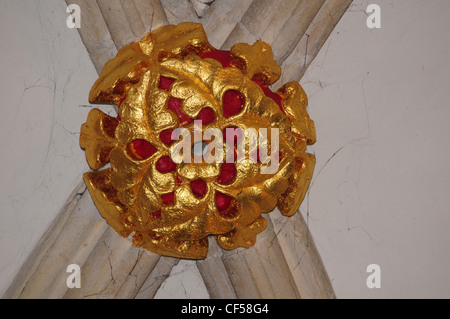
[0,0,99,296]
[300,0,450,298]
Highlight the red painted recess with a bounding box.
[196,107,216,125]
[102,116,119,138]
[160,129,175,145]
[215,192,239,218]
[200,49,233,68]
[156,156,177,173]
[159,76,175,91]
[223,90,245,118]
[161,192,175,205]
[216,192,233,211]
[151,210,162,219]
[159,76,193,124]
[128,140,157,160]
[167,97,193,124]
[191,179,207,198]
[217,163,236,185]
[252,77,284,112]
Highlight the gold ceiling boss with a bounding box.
[80,22,316,259]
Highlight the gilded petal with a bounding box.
[80,109,118,170]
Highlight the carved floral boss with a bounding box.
[80,23,316,259]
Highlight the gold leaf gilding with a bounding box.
[81,23,316,259]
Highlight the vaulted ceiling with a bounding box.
[5,0,351,299]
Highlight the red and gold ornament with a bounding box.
[80,23,316,259]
